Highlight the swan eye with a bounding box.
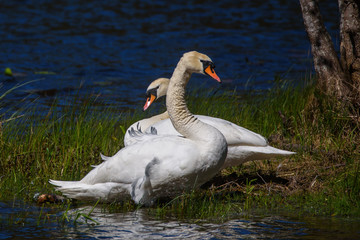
[200,60,215,74]
[145,87,159,99]
[201,59,221,82]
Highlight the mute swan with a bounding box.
[124,78,295,169]
[123,78,170,147]
[50,51,227,205]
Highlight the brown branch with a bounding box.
[299,0,348,98]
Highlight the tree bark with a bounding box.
[299,0,349,98]
[339,0,360,96]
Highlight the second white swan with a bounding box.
[124,78,295,169]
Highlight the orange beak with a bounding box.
[204,66,221,83]
[143,94,156,111]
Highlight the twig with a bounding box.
[324,163,346,170]
[256,172,271,194]
[309,175,318,189]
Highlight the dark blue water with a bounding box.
[1,0,339,113]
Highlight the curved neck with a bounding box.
[139,111,169,131]
[166,59,204,139]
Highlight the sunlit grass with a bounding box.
[0,95,129,201]
[0,77,359,219]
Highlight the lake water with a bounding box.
[1,0,339,113]
[2,0,358,239]
[1,201,360,239]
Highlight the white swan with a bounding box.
[50,51,227,205]
[123,78,170,147]
[124,78,295,169]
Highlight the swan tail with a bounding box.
[223,145,296,169]
[260,146,296,156]
[49,179,130,202]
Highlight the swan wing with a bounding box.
[195,115,268,147]
[124,121,147,146]
[84,136,200,184]
[222,145,296,169]
[124,125,160,146]
[146,115,268,147]
[49,180,130,202]
[124,112,170,146]
[146,118,182,136]
[50,135,201,202]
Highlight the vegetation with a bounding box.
[0,77,359,221]
[0,79,40,126]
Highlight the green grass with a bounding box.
[0,96,135,201]
[0,78,359,219]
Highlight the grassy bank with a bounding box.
[0,79,359,219]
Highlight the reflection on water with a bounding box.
[1,201,360,239]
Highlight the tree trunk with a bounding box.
[339,0,360,98]
[299,0,349,98]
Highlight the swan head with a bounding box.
[143,78,170,111]
[181,51,220,82]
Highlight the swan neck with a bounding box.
[166,62,198,138]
